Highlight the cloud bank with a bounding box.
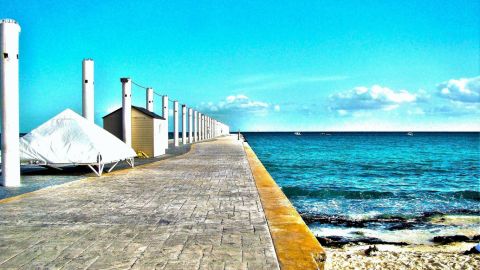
[198,94,278,115]
[330,85,417,113]
[437,76,480,103]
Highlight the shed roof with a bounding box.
[103,106,166,120]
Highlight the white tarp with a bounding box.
[19,109,136,165]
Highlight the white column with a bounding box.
[182,104,187,145]
[193,111,198,142]
[198,114,205,141]
[173,101,179,147]
[208,117,211,139]
[206,117,209,139]
[162,95,168,149]
[121,78,131,146]
[188,108,193,143]
[202,115,206,140]
[1,19,21,187]
[198,113,203,141]
[82,59,94,122]
[146,87,153,112]
[213,120,216,137]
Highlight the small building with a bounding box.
[103,106,168,157]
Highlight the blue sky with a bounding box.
[2,0,479,131]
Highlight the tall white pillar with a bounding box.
[202,115,207,140]
[162,95,168,149]
[82,59,94,122]
[205,116,210,140]
[208,117,211,139]
[1,19,21,187]
[193,111,198,142]
[146,87,153,112]
[173,101,179,147]
[188,108,193,143]
[213,120,216,137]
[205,116,208,139]
[198,113,202,141]
[182,104,187,145]
[121,78,131,146]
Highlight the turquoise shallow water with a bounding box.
[245,132,480,244]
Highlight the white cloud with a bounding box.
[437,76,480,103]
[330,85,417,113]
[226,94,248,103]
[274,105,281,112]
[198,94,272,116]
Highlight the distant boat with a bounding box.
[407,132,414,136]
[294,132,301,136]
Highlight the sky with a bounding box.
[1,0,479,132]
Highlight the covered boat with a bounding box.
[19,109,136,176]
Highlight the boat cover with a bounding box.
[19,109,136,165]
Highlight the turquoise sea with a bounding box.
[244,132,480,244]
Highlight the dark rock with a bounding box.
[316,236,350,247]
[463,245,480,255]
[316,236,408,247]
[388,222,415,231]
[418,211,444,221]
[365,245,378,256]
[432,235,470,244]
[472,235,480,241]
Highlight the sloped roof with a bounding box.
[20,109,136,164]
[103,106,165,120]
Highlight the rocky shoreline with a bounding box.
[316,234,480,248]
[305,211,480,268]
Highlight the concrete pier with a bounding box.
[0,135,324,269]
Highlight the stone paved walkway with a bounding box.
[0,136,280,269]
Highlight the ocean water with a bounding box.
[244,132,480,244]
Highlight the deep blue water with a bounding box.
[245,132,480,243]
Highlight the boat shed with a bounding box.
[103,106,168,157]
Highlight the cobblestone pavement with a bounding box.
[0,136,280,269]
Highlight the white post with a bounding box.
[188,108,193,143]
[173,101,179,147]
[1,19,21,187]
[198,113,202,141]
[208,117,211,139]
[202,115,207,140]
[213,120,216,137]
[146,87,153,112]
[121,78,132,146]
[193,111,198,142]
[82,59,94,122]
[206,117,208,139]
[162,95,168,149]
[207,117,212,139]
[206,117,209,139]
[182,104,187,145]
